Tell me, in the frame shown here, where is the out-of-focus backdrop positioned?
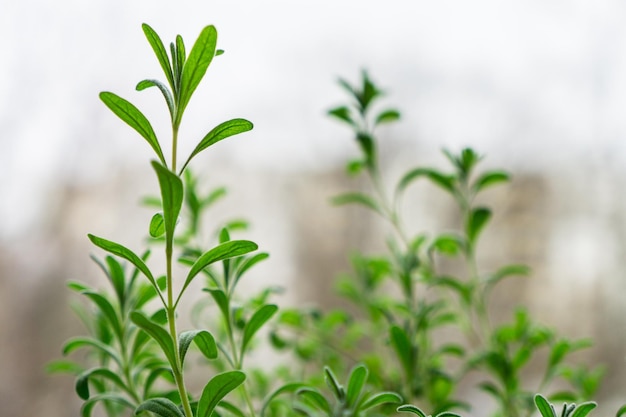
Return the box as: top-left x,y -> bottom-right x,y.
2,1 -> 626,416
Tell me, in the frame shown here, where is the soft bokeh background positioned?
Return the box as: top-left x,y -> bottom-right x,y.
2,1 -> 626,416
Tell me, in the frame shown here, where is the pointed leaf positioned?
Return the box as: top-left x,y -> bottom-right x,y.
241,304 -> 278,355
181,118 -> 253,173
571,402 -> 597,417
63,337 -> 122,368
177,25 -> 218,124
135,397 -> 185,417
130,311 -> 177,369
534,394 -> 557,417
136,79 -> 175,120
260,382 -> 307,417
76,367 -> 129,400
104,256 -> 125,306
179,240 -> 258,304
179,330 -> 218,365
466,207 -> 491,245
361,392 -> 402,411
99,92 -> 165,165
328,106 -> 354,125
390,325 -> 413,374
81,291 -> 122,341
332,192 -> 383,215
151,161 -> 183,243
297,388 -> 331,414
397,404 -> 428,417
142,23 -> 175,90
375,109 -> 400,125
81,393 -> 135,417
346,365 -> 368,407
197,371 -> 246,417
205,288 -> 229,320
473,170 -> 510,192
324,367 -> 345,401
397,168 -> 456,196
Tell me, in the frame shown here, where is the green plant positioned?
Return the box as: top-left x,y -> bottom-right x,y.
534,394 -> 596,417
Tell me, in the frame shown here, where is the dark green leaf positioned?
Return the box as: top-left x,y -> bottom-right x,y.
241,304 -> 279,356
177,25 -> 218,125
63,337 -> 122,368
151,161 -> 184,243
88,234 -> 160,301
235,252 -> 270,284
181,118 -> 253,173
346,365 -> 368,407
130,311 -> 177,369
571,402 -> 597,417
76,367 -> 129,400
197,371 -> 246,417
534,394 -> 557,417
99,92 -> 165,165
149,212 -> 166,238
179,330 -> 218,365
324,367 -> 345,401
205,288 -> 229,321
328,106 -> 354,125
104,256 -> 125,306
466,207 -> 491,245
390,325 -> 413,374
81,291 -> 122,341
135,397 -> 185,417
136,79 -> 175,120
616,405 -> 626,417
142,23 -> 175,90
179,240 -> 258,305
332,192 -> 383,215
81,393 -> 136,417
361,392 -> 402,411
397,404 -> 428,417
375,109 -> 400,125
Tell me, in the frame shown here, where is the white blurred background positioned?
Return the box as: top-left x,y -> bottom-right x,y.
1,1 -> 626,416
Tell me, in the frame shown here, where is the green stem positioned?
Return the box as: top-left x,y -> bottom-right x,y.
172,125 -> 179,173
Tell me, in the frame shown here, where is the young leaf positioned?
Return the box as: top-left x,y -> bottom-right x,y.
75,367 -> 129,400
361,392 -> 402,411
80,393 -> 136,417
104,255 -> 126,306
397,404 -> 428,417
241,304 -> 279,356
136,79 -> 175,121
151,161 -> 183,242
332,192 -> 383,216
178,330 -> 218,365
375,109 -> 400,125
346,365 -> 368,407
62,337 -> 122,368
135,397 -> 185,417
177,25 -> 218,125
571,402 -> 598,417
142,23 -> 175,91
534,394 -> 557,417
178,240 -> 258,305
99,92 -> 165,165
149,212 -> 166,238
297,388 -> 332,414
472,170 -> 509,193
466,207 -> 491,245
130,311 -> 177,369
328,106 -> 354,125
324,367 -> 345,402
181,118 -> 253,173
81,291 -> 123,341
196,371 -> 246,417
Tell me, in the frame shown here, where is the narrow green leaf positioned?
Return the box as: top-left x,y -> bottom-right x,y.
142,23 -> 175,91
328,106 -> 354,125
151,161 -> 183,243
181,118 -> 253,173
76,367 -> 129,400
324,367 -> 345,402
81,291 -> 123,341
332,192 -> 383,215
179,240 -> 258,305
177,25 -> 218,124
571,402 -> 598,417
390,325 -> 413,375
45,359 -> 83,375
135,397 -> 185,417
473,170 -> 509,193
99,92 -> 165,165
397,404 -> 428,417
466,207 -> 491,245
375,109 -> 400,125
346,365 -> 368,407
218,401 -> 248,417
260,382 -> 307,417
396,168 -> 456,198
149,212 -> 166,238
136,79 -> 175,121
178,330 -> 218,365
241,304 -> 279,356
361,392 -> 402,411
81,393 -> 136,417
88,234 -> 162,303
62,337 -> 122,368
104,256 -> 125,306
487,264 -> 530,287
297,388 -> 331,414
235,252 -> 269,284
534,394 -> 557,417
144,367 -> 174,398
175,35 -> 186,79
197,371 -> 246,417
130,311 -> 177,369
205,288 -> 230,321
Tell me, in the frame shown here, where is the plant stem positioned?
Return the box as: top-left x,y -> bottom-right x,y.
172,125 -> 179,173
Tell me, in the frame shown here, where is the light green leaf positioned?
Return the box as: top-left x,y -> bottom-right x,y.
181,118 -> 253,173
135,397 -> 185,417
397,404 -> 428,417
142,23 -> 175,91
332,192 -> 383,215
390,325 -> 413,375
197,371 -> 246,417
178,240 -> 258,305
177,25 -> 218,125
473,170 -> 509,193
81,291 -> 122,341
534,394 -> 557,417
466,207 -> 491,245
178,330 -> 218,365
62,337 -> 122,368
99,92 -> 165,165
571,402 -> 598,417
130,311 -> 177,369
241,304 -> 278,356
375,109 -> 400,125
149,212 -> 166,238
